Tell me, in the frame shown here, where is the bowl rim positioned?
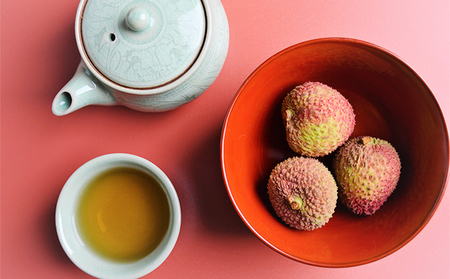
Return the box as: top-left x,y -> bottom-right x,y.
220,37 -> 449,267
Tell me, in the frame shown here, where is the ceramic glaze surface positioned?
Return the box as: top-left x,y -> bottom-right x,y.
55,154 -> 181,279
221,38 -> 449,267
81,0 -> 206,88
52,0 -> 229,115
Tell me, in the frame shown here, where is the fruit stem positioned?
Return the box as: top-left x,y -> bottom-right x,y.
288,196 -> 303,210
361,136 -> 371,145
284,109 -> 294,121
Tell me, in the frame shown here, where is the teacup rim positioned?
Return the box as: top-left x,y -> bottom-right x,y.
55,153 -> 181,279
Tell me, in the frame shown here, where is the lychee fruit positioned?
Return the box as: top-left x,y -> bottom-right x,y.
332,136 -> 401,215
267,156 -> 338,231
281,82 -> 355,157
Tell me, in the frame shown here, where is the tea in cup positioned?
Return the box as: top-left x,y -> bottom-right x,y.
55,153 -> 181,279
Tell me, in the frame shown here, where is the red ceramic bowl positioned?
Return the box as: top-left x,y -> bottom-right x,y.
221,38 -> 449,267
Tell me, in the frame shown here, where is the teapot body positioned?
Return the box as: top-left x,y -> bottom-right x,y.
52,0 -> 229,116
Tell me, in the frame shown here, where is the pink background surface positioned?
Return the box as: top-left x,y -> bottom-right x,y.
1,0 -> 449,278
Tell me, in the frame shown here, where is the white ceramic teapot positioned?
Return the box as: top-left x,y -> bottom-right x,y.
52,0 -> 229,116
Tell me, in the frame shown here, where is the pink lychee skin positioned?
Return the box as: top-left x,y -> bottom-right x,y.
332,136 -> 401,215
281,81 -> 356,157
267,157 -> 338,231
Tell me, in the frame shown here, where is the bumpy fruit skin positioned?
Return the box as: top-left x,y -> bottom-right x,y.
267,157 -> 338,231
332,136 -> 401,215
281,82 -> 355,157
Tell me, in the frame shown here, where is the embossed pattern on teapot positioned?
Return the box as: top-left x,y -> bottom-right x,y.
52,0 -> 229,115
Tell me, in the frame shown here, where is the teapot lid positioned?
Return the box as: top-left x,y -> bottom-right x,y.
80,0 -> 206,89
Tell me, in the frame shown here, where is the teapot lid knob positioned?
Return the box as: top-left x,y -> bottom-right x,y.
126,7 -> 151,32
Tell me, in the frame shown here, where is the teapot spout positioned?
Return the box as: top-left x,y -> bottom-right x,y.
52,62 -> 117,116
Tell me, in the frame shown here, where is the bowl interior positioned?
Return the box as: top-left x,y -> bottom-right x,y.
221,38 -> 448,267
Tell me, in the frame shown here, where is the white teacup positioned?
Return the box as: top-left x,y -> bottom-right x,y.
55,153 -> 181,279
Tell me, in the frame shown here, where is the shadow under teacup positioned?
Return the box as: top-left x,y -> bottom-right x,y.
55,153 -> 181,279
